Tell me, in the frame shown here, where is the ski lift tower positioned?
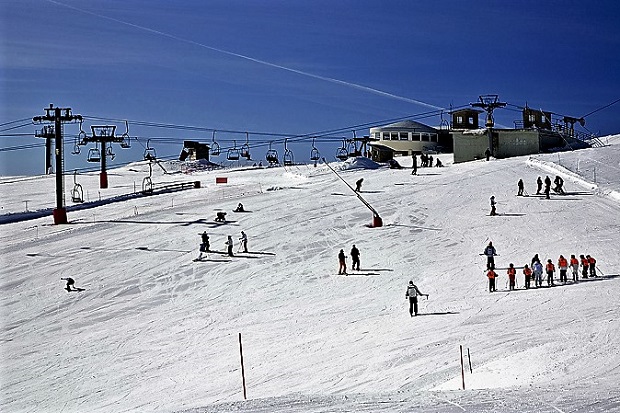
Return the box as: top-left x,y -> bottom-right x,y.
471,94 -> 506,156
33,104 -> 82,225
81,125 -> 124,189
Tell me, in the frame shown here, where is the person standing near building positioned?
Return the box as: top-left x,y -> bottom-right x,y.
536,177 -> 543,195
350,245 -> 361,271
338,249 -> 347,275
523,264 -> 532,289
533,259 -> 544,288
411,154 -> 417,175
487,268 -> 498,292
485,148 -> 491,161
483,241 -> 497,269
558,255 -> 568,283
544,176 -> 552,199
545,259 -> 555,286
405,280 -> 428,316
570,254 -> 579,282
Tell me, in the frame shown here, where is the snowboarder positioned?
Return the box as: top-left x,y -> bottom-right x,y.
225,235 -> 234,257
523,264 -> 532,289
536,177 -> 543,195
350,245 -> 361,271
239,231 -> 248,253
558,255 -> 568,283
532,260 -> 544,288
484,148 -> 491,161
215,211 -> 227,222
405,280 -> 428,316
544,176 -> 552,199
355,178 -> 364,192
483,241 -> 497,270
580,254 -> 589,278
234,203 -> 245,212
507,263 -> 516,290
517,179 -> 524,196
489,196 -> 497,216
587,255 -> 597,277
487,268 -> 498,292
338,249 -> 347,275
545,259 -> 555,286
570,254 -> 579,282
61,277 -> 83,292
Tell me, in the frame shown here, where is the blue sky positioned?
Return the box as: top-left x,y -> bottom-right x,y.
1,0 -> 619,175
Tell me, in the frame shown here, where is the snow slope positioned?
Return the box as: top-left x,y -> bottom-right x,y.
1,136 -> 620,413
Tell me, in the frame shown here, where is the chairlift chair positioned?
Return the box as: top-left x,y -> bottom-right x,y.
227,140 -> 240,161
283,138 -> 294,166
265,142 -> 279,165
210,131 -> 221,156
70,171 -> 84,203
335,140 -> 348,161
310,138 -> 320,162
240,132 -> 251,159
120,121 -> 131,148
347,139 -> 359,157
144,139 -> 156,161
71,137 -> 81,155
87,146 -> 101,163
106,144 -> 115,161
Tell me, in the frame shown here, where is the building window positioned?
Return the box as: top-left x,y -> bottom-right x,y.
431,133 -> 437,142
468,117 -> 474,125
412,133 -> 421,141
399,132 -> 409,140
457,116 -> 463,124
391,132 -> 398,141
421,133 -> 430,142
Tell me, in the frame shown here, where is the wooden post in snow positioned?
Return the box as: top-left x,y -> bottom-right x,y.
460,345 -> 465,390
239,333 -> 247,400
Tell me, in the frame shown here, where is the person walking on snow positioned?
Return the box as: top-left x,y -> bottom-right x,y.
350,245 -> 361,271
533,259 -> 544,288
544,176 -> 552,199
517,179 -> 524,196
545,259 -> 555,286
483,241 -> 497,269
523,264 -> 532,289
558,255 -> 568,283
507,263 -> 517,290
487,268 -> 498,292
405,280 -> 428,316
239,231 -> 248,253
225,236 -> 234,257
570,254 -> 579,282
411,154 -> 417,175
338,249 -> 347,275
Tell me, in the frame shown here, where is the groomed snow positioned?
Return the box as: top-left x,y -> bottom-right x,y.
1,135 -> 620,413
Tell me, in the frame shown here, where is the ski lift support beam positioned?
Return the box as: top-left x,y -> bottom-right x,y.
321,158 -> 383,227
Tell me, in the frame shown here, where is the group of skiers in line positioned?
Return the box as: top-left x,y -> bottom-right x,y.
338,245 -> 361,275
411,153 -> 443,175
197,230 -> 248,260
517,175 -> 565,199
483,242 -> 598,292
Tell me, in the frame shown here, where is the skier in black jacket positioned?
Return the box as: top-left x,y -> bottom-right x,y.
405,281 -> 428,316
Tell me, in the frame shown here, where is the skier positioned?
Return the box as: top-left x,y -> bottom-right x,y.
587,255 -> 597,277
350,245 -> 361,271
487,268 -> 498,292
483,241 -> 497,270
355,178 -> 364,192
536,176 -> 543,195
489,196 -> 497,216
197,231 -> 210,260
532,259 -> 544,288
338,249 -> 347,275
239,231 -> 248,253
405,280 -> 428,316
570,254 -> 579,282
580,254 -> 589,278
507,263 -> 516,290
61,277 -> 82,292
225,235 -> 234,257
553,176 -> 565,194
517,179 -> 524,196
558,255 -> 568,283
485,148 -> 491,161
545,259 -> 555,286
544,176 -> 552,199
523,264 -> 532,289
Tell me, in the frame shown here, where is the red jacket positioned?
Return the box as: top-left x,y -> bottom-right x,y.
546,262 -> 555,272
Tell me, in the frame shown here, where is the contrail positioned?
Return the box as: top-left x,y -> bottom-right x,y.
47,0 -> 444,110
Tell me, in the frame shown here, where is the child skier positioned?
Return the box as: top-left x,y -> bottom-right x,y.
545,259 -> 555,286
532,260 -> 544,288
523,264 -> 532,289
487,268 -> 498,292
570,254 -> 579,282
225,236 -> 234,257
507,263 -> 516,290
